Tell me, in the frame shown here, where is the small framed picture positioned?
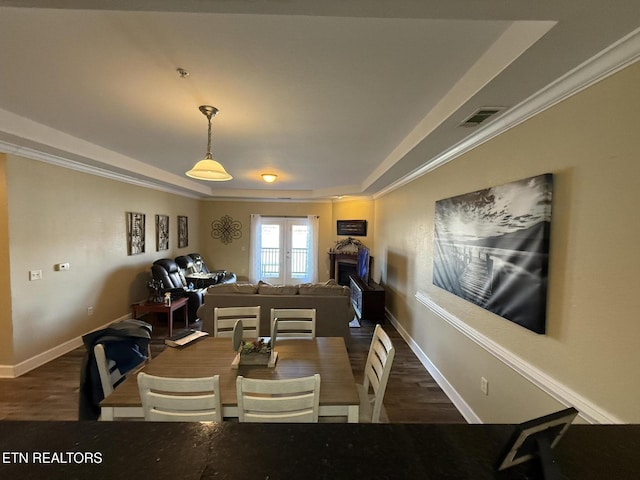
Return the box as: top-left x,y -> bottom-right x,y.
156,214 -> 169,251
127,212 -> 145,255
337,219 -> 367,236
178,215 -> 188,248
496,407 -> 578,474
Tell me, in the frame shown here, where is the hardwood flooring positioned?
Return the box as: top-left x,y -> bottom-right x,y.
0,317 -> 465,423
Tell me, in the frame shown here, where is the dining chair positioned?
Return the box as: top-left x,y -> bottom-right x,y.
137,372 -> 222,422
270,308 -> 316,339
357,324 -> 395,423
214,306 -> 260,339
94,343 -> 125,398
236,374 -> 321,423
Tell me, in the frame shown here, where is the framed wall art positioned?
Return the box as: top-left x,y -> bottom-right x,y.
127,212 -> 145,255
433,173 -> 553,334
156,214 -> 169,251
178,215 -> 188,248
337,219 -> 367,236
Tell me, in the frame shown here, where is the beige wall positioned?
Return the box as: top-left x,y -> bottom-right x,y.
332,198 -> 377,275
199,198 -> 375,282
199,200 -> 334,281
3,156 -> 201,365
0,161 -> 375,370
375,61 -> 640,422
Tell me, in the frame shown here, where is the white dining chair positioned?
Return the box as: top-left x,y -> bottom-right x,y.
236,374 -> 321,423
94,343 -> 125,398
270,308 -> 316,339
137,372 -> 222,422
214,306 -> 260,339
357,324 -> 395,423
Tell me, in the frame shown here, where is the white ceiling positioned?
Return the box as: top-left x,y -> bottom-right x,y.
1,1 -> 639,200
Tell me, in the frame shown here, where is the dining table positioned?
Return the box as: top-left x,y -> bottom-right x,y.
100,336 -> 360,422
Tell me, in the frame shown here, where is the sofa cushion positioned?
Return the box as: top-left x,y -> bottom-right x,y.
207,283 -> 259,294
258,283 -> 299,295
298,279 -> 350,296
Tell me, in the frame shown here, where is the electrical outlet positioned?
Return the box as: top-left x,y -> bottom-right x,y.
480,377 -> 489,396
55,263 -> 70,271
87,306 -> 94,316
29,270 -> 43,281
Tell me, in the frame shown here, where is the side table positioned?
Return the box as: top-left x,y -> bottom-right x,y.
131,296 -> 189,338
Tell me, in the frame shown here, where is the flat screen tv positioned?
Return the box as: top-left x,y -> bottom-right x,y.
357,246 -> 370,284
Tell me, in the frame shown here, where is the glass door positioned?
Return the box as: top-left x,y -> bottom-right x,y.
259,218 -> 311,284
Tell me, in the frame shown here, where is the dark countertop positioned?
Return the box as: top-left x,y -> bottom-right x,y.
1,422 -> 639,479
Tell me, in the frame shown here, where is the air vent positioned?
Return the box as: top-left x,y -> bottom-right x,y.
460,107 -> 505,127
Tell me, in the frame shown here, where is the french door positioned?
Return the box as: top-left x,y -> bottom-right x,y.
259,217 -> 312,285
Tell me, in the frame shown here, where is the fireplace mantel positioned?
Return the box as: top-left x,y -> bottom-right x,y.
329,251 -> 358,283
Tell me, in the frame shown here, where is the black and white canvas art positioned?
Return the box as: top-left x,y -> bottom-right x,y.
433,174 -> 553,334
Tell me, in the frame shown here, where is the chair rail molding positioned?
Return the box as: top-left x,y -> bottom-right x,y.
415,292 -> 623,425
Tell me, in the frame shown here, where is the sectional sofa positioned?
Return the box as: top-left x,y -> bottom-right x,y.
197,280 -> 354,341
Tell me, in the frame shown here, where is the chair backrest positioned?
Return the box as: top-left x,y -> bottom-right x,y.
270,308 -> 316,339
151,258 -> 187,289
94,343 -> 125,398
362,324 -> 395,423
175,255 -> 197,276
137,372 -> 222,422
188,253 -> 211,274
214,306 -> 260,339
236,374 -> 321,423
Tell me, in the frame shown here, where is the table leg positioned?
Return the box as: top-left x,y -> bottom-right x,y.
183,302 -> 189,329
168,310 -> 173,338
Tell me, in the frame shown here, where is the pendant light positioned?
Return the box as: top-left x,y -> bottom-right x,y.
186,105 -> 232,181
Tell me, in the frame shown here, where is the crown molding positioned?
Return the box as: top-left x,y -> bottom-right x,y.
374,26 -> 640,199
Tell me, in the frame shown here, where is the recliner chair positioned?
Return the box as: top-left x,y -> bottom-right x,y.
151,258 -> 206,324
175,255 -> 225,288
188,253 -> 237,285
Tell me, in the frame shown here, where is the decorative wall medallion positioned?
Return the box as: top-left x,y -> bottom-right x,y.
212,215 -> 242,244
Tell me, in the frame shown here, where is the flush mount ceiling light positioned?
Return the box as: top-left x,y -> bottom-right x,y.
185,105 -> 232,181
261,173 -> 278,183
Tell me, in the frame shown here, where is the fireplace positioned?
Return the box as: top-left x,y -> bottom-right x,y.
336,261 -> 357,286
329,252 -> 358,286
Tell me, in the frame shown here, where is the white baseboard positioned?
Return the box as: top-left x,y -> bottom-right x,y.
414,292 -> 623,424
384,309 -> 480,424
0,315 -> 131,378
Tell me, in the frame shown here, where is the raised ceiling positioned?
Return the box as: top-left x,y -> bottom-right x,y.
1,1 -> 639,200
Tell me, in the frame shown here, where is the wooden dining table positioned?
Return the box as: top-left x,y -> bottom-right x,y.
100,336 -> 360,422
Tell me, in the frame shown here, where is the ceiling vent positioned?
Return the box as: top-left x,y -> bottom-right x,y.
460,107 -> 505,127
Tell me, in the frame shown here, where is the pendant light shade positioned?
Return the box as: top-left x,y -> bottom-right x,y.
185,105 -> 232,181
186,158 -> 232,180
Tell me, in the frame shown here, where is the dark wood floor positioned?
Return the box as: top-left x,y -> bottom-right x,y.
0,317 -> 465,423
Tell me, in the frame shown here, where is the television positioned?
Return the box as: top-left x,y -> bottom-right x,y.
357,246 -> 371,284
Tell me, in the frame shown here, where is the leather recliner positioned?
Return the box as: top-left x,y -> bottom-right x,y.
175,255 -> 222,288
151,258 -> 206,324
187,253 -> 237,285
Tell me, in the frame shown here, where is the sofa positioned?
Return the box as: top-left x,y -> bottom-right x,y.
197,280 -> 354,342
